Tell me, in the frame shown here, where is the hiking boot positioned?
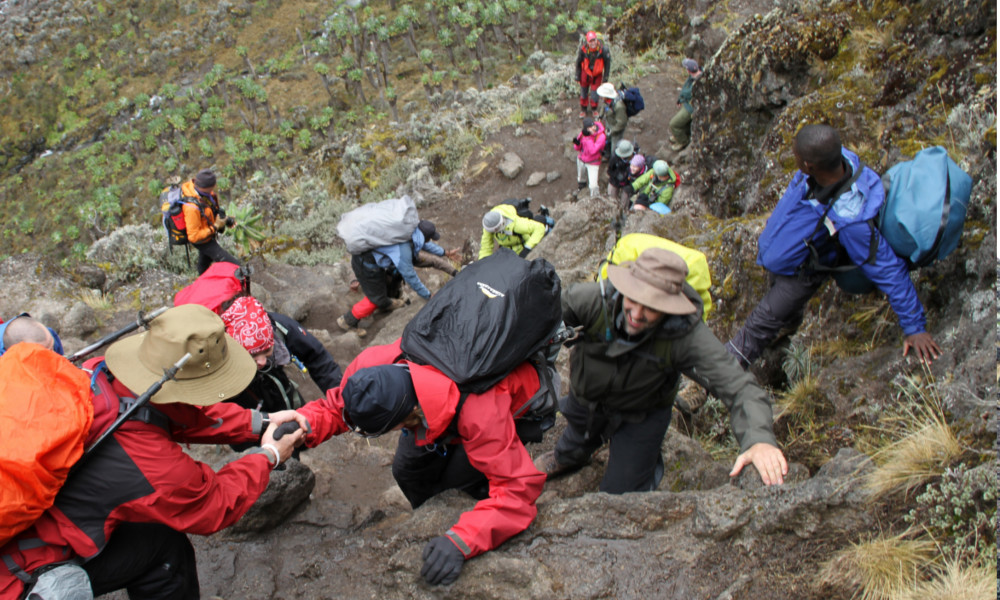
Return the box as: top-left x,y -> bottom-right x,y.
336,316 -> 366,338
577,180 -> 587,190
533,450 -> 583,480
579,109 -> 586,118
385,297 -> 406,311
592,109 -> 600,119
671,142 -> 688,151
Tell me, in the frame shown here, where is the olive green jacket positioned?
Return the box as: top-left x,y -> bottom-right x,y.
561,280 -> 777,451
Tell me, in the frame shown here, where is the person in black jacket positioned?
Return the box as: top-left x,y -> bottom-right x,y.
606,139 -> 638,210
220,295 -> 343,413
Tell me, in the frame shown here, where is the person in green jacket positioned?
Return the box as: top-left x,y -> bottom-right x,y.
534,248 -> 787,492
479,204 -> 548,260
631,159 -> 678,211
669,58 -> 702,151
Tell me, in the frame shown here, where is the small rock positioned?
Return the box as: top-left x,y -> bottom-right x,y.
498,152 -> 524,179
75,265 -> 106,290
226,459 -> 316,535
396,145 -> 407,153
546,171 -> 562,183
525,172 -> 546,187
60,301 -> 98,338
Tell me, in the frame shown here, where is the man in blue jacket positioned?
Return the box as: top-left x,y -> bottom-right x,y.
727,124 -> 941,368
338,220 -> 442,337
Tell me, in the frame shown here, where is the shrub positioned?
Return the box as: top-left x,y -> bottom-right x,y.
903,463 -> 996,563
86,223 -> 166,282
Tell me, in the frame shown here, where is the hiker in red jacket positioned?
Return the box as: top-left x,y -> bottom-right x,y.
575,31 -> 611,118
279,338 -> 546,586
0,305 -> 306,600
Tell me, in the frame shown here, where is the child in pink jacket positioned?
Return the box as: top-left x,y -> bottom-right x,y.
573,118 -> 606,197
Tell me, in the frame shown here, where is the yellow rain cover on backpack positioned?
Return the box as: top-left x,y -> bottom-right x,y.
598,233 -> 713,321
0,343 -> 93,545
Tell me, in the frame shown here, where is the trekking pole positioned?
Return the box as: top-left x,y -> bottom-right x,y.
79,352 -> 192,463
67,307 -> 169,363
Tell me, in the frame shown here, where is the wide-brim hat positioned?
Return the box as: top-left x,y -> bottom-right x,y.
615,140 -> 635,158
596,82 -> 617,99
105,304 -> 255,406
607,248 -> 697,315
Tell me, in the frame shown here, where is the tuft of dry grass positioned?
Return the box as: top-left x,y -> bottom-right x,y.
863,409 -> 962,500
77,289 -> 114,311
862,373 -> 962,501
893,558 -> 997,600
819,533 -> 937,600
775,373 -> 823,420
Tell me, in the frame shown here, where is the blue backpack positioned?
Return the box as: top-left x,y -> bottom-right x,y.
879,146 -> 973,269
621,87 -> 645,117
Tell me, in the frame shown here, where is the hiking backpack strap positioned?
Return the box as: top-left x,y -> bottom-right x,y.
915,169 -> 952,269
802,162 -> 875,273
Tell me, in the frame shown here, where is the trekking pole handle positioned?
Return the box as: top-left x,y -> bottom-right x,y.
81,352 -> 192,460
67,307 -> 169,363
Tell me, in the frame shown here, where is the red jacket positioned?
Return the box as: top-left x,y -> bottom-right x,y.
0,364 -> 270,600
298,338 -> 544,559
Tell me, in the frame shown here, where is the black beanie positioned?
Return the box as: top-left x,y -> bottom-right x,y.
342,364 -> 418,436
418,220 -> 440,241
194,169 -> 217,189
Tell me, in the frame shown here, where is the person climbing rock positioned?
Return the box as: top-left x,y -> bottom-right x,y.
669,58 -> 702,151
573,118 -> 606,198
726,124 -> 942,369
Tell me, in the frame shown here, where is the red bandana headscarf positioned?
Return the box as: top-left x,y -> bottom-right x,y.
221,296 -> 274,355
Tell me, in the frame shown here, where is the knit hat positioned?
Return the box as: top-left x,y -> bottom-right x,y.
682,58 -> 700,73
615,140 -> 634,159
417,220 -> 440,241
630,154 -> 646,169
482,211 -> 505,233
607,248 -> 696,315
653,160 -> 671,177
596,82 -> 617,99
104,304 -> 255,406
220,296 -> 274,355
582,117 -> 595,131
342,364 -> 418,437
193,169 -> 216,189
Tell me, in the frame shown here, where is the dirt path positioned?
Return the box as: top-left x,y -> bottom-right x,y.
421,67 -> 685,250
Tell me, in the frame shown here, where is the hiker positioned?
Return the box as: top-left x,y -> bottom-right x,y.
0,304 -> 307,599
534,248 -> 788,492
412,220 -> 461,277
606,140 -> 638,210
631,159 -> 678,212
180,169 -> 242,274
726,124 -> 942,368
573,118 -> 606,198
575,31 -> 611,118
479,204 -> 548,260
0,313 -> 62,356
218,295 -> 344,413
669,58 -> 702,151
338,221 -> 441,337
272,337 -> 547,586
597,82 -> 628,161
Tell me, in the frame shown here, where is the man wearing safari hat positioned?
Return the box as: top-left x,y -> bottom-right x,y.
0,304 -> 307,600
271,336 -> 549,586
534,247 -> 787,492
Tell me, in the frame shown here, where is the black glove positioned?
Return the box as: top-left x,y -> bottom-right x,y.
225,216 -> 236,228
635,192 -> 650,208
518,247 -> 531,258
421,536 -> 464,585
573,135 -> 581,145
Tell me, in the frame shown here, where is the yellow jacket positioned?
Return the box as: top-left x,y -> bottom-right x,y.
479,204 -> 547,259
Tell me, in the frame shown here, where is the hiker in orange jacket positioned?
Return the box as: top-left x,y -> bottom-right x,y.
575,31 -> 611,118
181,169 -> 242,274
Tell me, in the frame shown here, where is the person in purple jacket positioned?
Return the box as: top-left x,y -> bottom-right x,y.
727,124 -> 942,368
573,118 -> 606,198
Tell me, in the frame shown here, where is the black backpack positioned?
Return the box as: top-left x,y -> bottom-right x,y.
401,248 -> 564,443
620,86 -> 645,117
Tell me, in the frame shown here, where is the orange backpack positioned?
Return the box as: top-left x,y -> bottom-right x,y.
0,344 -> 93,546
